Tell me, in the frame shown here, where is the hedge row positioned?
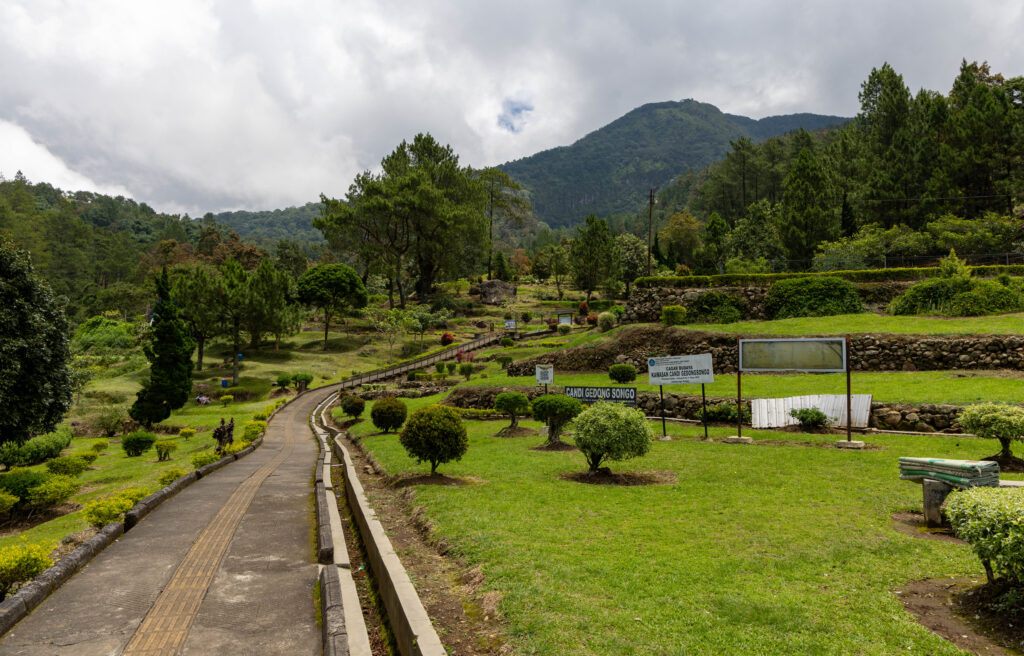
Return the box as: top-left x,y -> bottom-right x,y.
634,264 -> 1024,289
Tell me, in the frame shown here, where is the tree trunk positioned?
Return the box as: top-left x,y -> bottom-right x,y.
323,311 -> 331,351
510,414 -> 518,429
232,320 -> 241,386
387,276 -> 395,310
1001,437 -> 1013,459
196,336 -> 205,371
431,460 -> 438,475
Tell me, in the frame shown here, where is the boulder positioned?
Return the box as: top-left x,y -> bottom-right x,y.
469,280 -> 517,305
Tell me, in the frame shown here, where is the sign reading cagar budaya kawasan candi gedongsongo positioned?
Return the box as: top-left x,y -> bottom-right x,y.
647,354 -> 714,385
564,386 -> 636,405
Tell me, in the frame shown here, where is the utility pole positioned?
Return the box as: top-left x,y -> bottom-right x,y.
646,188 -> 656,276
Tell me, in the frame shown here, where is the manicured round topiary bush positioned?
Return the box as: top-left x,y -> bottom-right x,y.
219,395 -> 234,407
122,431 -> 157,457
399,405 -> 468,474
458,363 -> 474,381
597,312 -> 615,332
340,395 -> 366,419
435,362 -> 447,375
959,403 -> 1024,466
660,305 -> 686,326
531,394 -> 583,446
520,310 -> 533,324
557,323 -> 572,336
500,337 -> 514,347
573,402 -> 653,472
446,362 -> 457,375
371,397 -> 408,433
154,440 -> 178,462
494,392 -> 531,431
946,486 -> 1024,584
292,372 -> 313,390
764,276 -> 862,319
178,428 -> 196,441
275,373 -> 292,389
608,363 -> 637,384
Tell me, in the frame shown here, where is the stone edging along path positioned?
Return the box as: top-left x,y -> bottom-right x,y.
0,399 -> 287,638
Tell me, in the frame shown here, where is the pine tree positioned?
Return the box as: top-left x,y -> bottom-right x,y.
129,268 -> 195,427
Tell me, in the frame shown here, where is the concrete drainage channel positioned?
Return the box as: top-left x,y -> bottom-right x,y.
310,393 -> 446,656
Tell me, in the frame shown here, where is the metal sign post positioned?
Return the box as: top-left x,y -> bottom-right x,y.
647,354 -> 714,440
536,364 -> 553,395
701,383 -> 708,439
659,385 -> 666,438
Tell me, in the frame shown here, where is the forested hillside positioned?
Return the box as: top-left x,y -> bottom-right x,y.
499,100 -> 847,226
642,61 -> 1024,275
209,202 -> 324,246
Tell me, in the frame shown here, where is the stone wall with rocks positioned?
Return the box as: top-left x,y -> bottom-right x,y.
444,385 -> 967,433
506,325 -> 1024,376
622,281 -> 914,323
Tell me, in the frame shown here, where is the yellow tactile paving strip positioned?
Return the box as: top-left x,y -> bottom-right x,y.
120,419 -> 297,656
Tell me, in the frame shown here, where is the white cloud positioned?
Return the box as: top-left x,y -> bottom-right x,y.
0,0 -> 1021,215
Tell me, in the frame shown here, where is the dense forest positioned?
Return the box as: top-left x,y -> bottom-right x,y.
500,100 -> 847,226
209,202 -> 325,247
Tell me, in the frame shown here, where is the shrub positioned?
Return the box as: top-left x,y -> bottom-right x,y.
83,494 -> 135,528
0,427 -> 73,468
26,475 -> 79,509
459,363 -> 474,381
79,453 -> 97,465
440,332 -> 455,346
158,468 -> 186,486
275,373 -> 292,390
91,440 -> 109,453
94,406 -> 127,437
959,403 -> 1024,460
494,392 -> 531,430
340,395 -> 366,419
45,455 -> 89,477
686,291 -> 747,324
947,279 -> 1024,316
0,540 -> 52,600
242,420 -> 267,443
764,276 -> 862,319
789,408 -> 831,429
495,355 -> 513,369
531,394 -> 583,445
191,451 -> 221,469
499,337 -> 514,347
660,305 -> 687,326
697,402 -> 751,424
122,431 -> 157,457
292,372 -> 314,390
371,397 -> 408,433
578,301 -> 590,316
154,440 -> 177,461
597,312 -> 615,332
609,305 -> 625,320
222,386 -> 251,401
573,402 -> 653,472
446,362 -> 457,375
219,395 -> 234,406
557,323 -> 572,336
0,469 -> 49,505
608,363 -> 637,384
399,405 -> 468,474
178,428 -> 196,441
520,310 -> 533,323
947,487 -> 1024,584
548,322 -> 558,332
435,362 -> 446,375
0,492 -> 17,516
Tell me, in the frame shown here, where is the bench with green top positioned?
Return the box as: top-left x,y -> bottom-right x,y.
898,457 -> 1000,526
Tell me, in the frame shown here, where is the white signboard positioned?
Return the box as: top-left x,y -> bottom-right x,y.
504,320 -> 516,330
648,354 -> 714,385
557,315 -> 573,325
536,364 -> 554,385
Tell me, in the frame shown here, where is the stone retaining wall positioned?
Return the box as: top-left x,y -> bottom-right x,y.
445,386 -> 966,433
505,326 -> 1024,375
622,281 -> 914,322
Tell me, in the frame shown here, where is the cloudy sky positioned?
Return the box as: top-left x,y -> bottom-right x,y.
1,0 -> 1021,216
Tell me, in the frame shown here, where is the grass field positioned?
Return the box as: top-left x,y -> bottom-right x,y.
352,395 -> 996,655
686,312 -> 1024,336
455,369 -> 1024,406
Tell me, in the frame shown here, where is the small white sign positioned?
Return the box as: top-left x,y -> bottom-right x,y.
536,364 -> 554,385
505,320 -> 516,330
557,315 -> 573,325
648,354 -> 714,385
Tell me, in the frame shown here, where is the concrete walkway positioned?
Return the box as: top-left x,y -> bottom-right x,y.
0,386 -> 334,656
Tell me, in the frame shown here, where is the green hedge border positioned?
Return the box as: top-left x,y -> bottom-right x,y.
634,265 -> 1024,289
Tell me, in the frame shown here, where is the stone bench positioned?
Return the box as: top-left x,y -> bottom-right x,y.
898,457 -> 999,526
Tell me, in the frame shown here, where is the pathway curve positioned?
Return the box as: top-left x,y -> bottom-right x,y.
0,385 -> 334,656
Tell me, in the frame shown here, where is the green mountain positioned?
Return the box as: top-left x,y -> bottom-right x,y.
209,202 -> 324,246
499,99 -> 849,227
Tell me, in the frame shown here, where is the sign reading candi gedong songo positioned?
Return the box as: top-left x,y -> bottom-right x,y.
739,338 -> 846,372
564,386 -> 636,405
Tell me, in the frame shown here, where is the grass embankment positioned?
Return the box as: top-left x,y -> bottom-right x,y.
351,394 -> 996,655
686,312 -> 1024,336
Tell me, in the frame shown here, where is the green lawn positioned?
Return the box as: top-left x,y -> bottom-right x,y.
353,395 -> 994,655
685,312 -> 1024,336
459,369 -> 1024,406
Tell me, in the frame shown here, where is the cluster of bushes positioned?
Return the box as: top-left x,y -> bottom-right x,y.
274,372 -> 313,390
696,402 -> 751,424
253,397 -> 287,421
82,487 -> 149,529
0,427 -> 73,469
0,467 -> 81,517
887,255 -> 1024,316
763,277 -> 863,319
70,315 -> 138,352
686,291 -> 747,324
634,263 -> 1024,289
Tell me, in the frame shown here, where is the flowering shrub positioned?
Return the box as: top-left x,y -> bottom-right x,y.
441,332 -> 455,346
